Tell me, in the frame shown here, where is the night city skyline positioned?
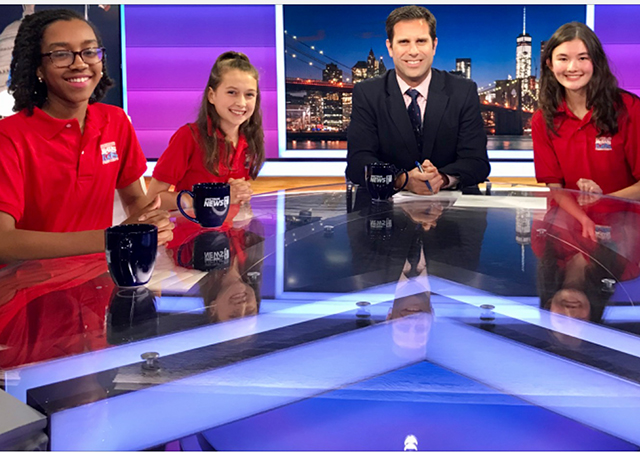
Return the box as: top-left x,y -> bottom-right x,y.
284,5 -> 586,90
284,5 -> 586,147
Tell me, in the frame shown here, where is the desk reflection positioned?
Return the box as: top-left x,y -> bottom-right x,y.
534,195 -> 640,328
166,215 -> 265,324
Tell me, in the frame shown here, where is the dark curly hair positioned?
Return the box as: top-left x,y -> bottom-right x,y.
193,51 -> 265,179
539,22 -> 624,137
8,8 -> 114,115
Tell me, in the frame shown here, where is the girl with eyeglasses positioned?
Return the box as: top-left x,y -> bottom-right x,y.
0,8 -> 173,264
147,51 -> 265,210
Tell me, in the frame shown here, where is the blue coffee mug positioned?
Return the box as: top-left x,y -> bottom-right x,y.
364,162 -> 408,202
105,224 -> 158,287
177,183 -> 231,228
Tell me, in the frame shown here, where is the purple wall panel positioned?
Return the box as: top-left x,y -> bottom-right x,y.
595,5 -> 640,44
602,44 -> 640,89
595,5 -> 640,93
126,47 -> 278,90
136,130 -> 279,162
128,90 -> 278,130
125,5 -> 278,160
126,6 -> 275,47
128,91 -> 201,129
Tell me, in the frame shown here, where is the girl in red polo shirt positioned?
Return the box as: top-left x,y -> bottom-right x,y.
148,52 -> 265,209
533,22 -> 640,200
0,9 -> 173,264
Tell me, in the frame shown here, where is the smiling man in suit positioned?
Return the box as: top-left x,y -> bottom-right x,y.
346,5 -> 490,195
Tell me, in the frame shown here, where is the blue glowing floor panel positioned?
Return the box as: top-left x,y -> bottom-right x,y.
195,361 -> 637,451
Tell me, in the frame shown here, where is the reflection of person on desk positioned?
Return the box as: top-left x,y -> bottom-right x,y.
533,201 -> 640,324
0,255 -> 113,368
345,5 -> 490,195
345,188 -> 487,290
388,246 -> 434,353
168,215 -> 265,323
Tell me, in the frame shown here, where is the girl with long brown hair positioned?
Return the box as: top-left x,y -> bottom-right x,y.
533,22 -> 640,200
148,51 -> 265,209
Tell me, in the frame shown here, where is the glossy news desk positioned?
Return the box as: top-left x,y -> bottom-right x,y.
1,183 -> 640,450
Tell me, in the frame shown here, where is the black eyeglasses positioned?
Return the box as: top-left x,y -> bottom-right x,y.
41,47 -> 105,68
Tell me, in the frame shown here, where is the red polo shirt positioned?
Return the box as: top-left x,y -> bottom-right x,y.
532,93 -> 640,194
0,103 -> 147,232
152,123 -> 250,192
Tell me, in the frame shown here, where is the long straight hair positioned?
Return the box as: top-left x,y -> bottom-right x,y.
193,51 -> 265,179
539,22 -> 624,136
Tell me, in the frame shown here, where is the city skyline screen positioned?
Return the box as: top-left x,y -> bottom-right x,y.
283,4 -> 586,154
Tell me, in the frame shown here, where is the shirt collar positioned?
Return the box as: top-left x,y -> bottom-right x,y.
215,128 -> 248,151
27,103 -> 108,140
396,70 -> 432,101
557,99 -> 593,123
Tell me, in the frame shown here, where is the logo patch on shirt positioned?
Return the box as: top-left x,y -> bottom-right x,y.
595,136 -> 612,151
101,142 -> 119,164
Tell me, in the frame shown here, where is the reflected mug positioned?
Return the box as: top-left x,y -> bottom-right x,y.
177,183 -> 230,228
366,203 -> 394,239
105,224 -> 158,287
364,162 -> 408,202
107,286 -> 158,344
177,230 -> 231,271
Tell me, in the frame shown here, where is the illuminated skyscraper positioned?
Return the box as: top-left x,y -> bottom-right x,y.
516,7 -> 532,79
351,61 -> 368,83
323,63 -> 343,83
367,49 -> 378,78
379,56 -> 387,75
456,58 -> 471,79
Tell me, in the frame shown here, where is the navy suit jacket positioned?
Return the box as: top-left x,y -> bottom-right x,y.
346,68 -> 490,188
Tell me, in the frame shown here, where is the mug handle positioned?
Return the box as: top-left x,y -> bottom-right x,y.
176,243 -> 192,268
176,190 -> 199,224
393,168 -> 409,194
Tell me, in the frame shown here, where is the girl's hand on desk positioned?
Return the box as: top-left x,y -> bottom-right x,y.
123,195 -> 175,246
577,178 -> 602,194
229,178 -> 253,205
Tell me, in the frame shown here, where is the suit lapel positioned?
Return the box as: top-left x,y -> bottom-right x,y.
385,71 -> 420,160
422,69 -> 448,161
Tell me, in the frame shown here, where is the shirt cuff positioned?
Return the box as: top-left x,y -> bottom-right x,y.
441,173 -> 459,189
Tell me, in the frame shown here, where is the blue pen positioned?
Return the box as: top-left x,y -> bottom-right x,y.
414,161 -> 433,192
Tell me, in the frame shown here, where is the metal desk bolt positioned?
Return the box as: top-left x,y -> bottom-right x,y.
601,278 -> 616,293
356,301 -> 371,318
141,352 -> 160,371
479,304 -> 495,321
